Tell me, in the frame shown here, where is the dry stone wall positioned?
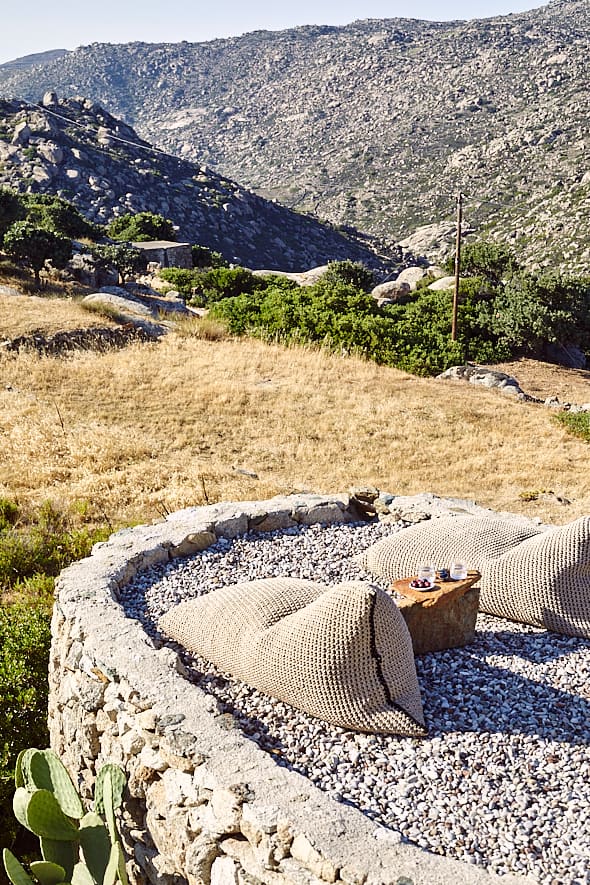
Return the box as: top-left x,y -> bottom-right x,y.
50,493 -> 531,885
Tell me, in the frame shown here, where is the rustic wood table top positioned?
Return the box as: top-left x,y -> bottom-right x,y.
390,571 -> 481,609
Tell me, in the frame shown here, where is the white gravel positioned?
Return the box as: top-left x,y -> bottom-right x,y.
119,521 -> 590,885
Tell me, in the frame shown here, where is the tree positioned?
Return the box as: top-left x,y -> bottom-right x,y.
22,194 -> 99,240
107,211 -> 177,242
91,243 -> 147,283
323,260 -> 375,292
444,240 -> 518,287
2,221 -> 72,286
0,189 -> 25,239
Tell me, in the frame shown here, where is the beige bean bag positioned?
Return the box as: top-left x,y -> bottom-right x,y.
355,515 -> 542,581
159,577 -> 426,736
356,514 -> 590,639
479,516 -> 590,638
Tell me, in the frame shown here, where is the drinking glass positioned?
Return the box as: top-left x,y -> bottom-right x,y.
417,563 -> 436,583
450,561 -> 468,580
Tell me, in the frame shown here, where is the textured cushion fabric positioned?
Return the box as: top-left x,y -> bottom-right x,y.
480,516 -> 590,638
355,515 -> 543,582
158,577 -> 426,736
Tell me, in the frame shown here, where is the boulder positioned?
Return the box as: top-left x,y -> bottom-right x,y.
395,266 -> 428,289
11,121 -> 31,145
428,276 -> 456,291
251,266 -> 329,286
438,365 -> 525,397
37,142 -> 64,165
370,280 -> 411,302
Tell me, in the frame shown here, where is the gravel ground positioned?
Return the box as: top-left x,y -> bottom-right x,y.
119,521 -> 590,885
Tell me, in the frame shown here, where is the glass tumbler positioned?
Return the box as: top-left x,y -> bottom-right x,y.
417,563 -> 436,583
450,561 -> 468,580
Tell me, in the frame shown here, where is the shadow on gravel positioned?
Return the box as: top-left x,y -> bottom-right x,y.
416,627 -> 590,745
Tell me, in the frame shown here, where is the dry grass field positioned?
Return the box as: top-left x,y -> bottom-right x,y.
0,292 -> 115,338
1,292 -> 589,530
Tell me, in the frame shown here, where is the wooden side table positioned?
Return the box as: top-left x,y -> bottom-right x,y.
390,571 -> 481,655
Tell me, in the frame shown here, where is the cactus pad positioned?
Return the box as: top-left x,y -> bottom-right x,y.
2,849 -> 35,885
25,790 -> 79,841
28,751 -> 84,820
94,765 -> 126,816
29,861 -> 66,885
79,813 -> 110,884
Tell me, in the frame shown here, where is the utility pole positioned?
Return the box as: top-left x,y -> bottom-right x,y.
451,192 -> 463,341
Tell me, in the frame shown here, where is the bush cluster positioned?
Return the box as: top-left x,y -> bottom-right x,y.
0,187 -> 232,288
0,605 -> 51,855
203,253 -> 590,376
0,499 -> 110,859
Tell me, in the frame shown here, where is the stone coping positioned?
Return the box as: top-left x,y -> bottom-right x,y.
51,492 -> 534,885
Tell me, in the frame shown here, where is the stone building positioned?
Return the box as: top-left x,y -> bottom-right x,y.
131,240 -> 193,269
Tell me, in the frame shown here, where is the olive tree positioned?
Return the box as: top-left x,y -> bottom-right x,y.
2,221 -> 72,287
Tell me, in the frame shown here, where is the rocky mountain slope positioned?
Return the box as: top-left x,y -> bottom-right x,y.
1,0 -> 588,272
0,96 -> 399,272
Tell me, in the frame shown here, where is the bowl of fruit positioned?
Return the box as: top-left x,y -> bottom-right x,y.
409,578 -> 435,591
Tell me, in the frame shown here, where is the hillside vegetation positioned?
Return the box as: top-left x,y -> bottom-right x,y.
1,0 -> 588,270
0,97 -> 398,273
1,291 -> 589,531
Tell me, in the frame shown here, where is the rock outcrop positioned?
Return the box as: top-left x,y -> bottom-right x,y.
0,98 -> 402,274
2,0 -> 588,271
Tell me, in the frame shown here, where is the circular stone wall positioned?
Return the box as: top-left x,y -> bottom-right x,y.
50,493 -> 530,885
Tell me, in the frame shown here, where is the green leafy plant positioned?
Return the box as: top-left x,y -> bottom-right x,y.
2,749 -> 128,885
554,411 -> 590,443
158,267 -> 199,297
323,260 -> 375,292
0,501 -> 108,595
2,223 -> 72,287
90,244 -> 147,284
21,195 -> 99,241
0,189 -> 26,239
107,212 -> 176,243
190,266 -> 263,304
444,240 -> 519,286
0,610 -> 51,857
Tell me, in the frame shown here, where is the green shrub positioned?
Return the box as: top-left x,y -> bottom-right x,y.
0,501 -> 110,866
107,211 -> 176,242
0,501 -> 104,593
90,243 -> 147,283
481,273 -> 590,357
554,411 -> 590,442
323,260 -> 375,292
158,267 -> 199,297
2,222 -> 72,287
0,605 -> 51,854
191,244 -> 228,268
0,500 -> 110,598
21,194 -> 99,240
0,189 -> 25,239
443,240 -> 519,286
190,266 -> 263,303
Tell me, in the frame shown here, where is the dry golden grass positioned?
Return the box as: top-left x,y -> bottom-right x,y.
482,358 -> 590,405
0,292 -> 115,339
1,310 -> 589,529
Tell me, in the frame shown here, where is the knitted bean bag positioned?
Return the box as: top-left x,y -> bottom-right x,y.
355,515 -> 542,582
479,516 -> 590,638
158,577 -> 426,736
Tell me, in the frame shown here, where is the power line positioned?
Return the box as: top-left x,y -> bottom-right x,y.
10,93 -> 201,168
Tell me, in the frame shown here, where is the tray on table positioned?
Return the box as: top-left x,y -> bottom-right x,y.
390,571 -> 481,609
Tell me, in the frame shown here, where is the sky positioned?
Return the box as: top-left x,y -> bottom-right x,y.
1,0 -> 546,65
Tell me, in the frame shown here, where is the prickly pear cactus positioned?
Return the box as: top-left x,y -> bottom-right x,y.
3,749 -> 127,885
